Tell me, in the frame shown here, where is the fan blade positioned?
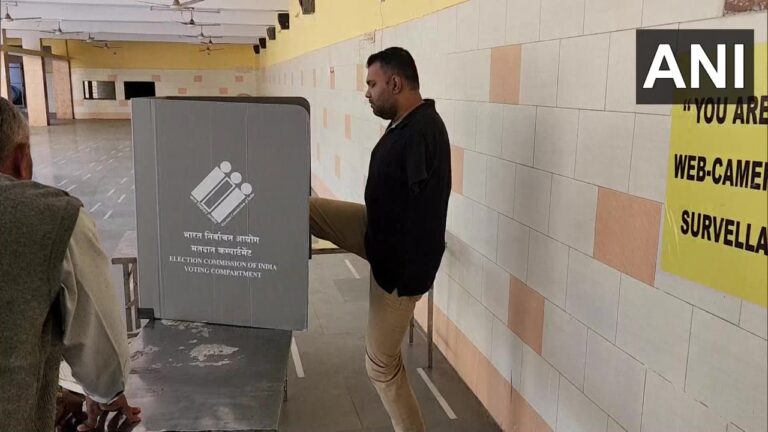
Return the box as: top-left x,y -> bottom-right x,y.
14,17 -> 42,21
110,46 -> 122,49
138,0 -> 168,6
189,7 -> 220,13
181,0 -> 204,6
149,6 -> 173,11
197,22 -> 220,26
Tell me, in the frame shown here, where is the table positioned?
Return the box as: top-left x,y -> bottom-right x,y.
125,320 -> 291,432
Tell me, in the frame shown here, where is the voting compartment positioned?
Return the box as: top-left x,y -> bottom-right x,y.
131,97 -> 310,330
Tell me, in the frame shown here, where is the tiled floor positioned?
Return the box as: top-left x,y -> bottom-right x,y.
31,119 -> 500,432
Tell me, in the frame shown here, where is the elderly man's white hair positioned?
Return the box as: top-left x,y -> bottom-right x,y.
0,97 -> 29,165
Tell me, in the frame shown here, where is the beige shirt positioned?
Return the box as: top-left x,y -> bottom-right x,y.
58,207 -> 129,403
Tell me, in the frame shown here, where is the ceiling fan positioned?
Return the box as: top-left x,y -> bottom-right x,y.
183,26 -> 222,41
176,10 -> 219,27
140,0 -> 219,13
41,21 -> 80,36
200,36 -> 216,46
1,1 -> 41,22
83,33 -> 103,43
199,44 -> 223,55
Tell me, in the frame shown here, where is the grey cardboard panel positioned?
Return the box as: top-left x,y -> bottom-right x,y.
132,97 -> 309,330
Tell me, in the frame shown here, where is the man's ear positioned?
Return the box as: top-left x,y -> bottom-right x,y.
15,143 -> 33,181
391,75 -> 404,94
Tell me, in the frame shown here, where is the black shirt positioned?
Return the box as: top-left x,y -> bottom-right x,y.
364,99 -> 451,297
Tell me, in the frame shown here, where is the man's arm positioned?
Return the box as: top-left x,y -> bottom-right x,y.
60,207 -> 129,404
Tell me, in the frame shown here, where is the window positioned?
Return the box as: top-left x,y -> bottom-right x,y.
83,80 -> 116,100
124,81 -> 156,100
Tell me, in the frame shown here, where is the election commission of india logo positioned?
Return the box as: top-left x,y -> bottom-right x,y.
190,161 -> 254,226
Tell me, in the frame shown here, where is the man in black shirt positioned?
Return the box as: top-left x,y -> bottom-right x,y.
310,47 -> 451,432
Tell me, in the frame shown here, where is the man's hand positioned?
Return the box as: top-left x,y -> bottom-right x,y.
55,388 -> 87,432
76,395 -> 141,432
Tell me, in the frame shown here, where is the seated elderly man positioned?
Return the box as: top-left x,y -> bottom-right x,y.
0,97 -> 140,431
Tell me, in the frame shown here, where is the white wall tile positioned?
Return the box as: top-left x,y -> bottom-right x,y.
548,175 -> 598,255
584,0 -> 642,34
520,40 -> 560,107
455,237 -> 485,300
506,0 -> 541,44
491,315 -> 525,388
467,200 -> 500,261
608,417 -> 627,432
557,376 -> 609,432
454,101 -> 478,150
543,301 -> 588,389
497,215 -> 530,282
501,104 -> 537,165
476,103 -> 504,157
437,6 -> 459,54
533,107 -> 579,177
679,11 -> 767,43
458,288 -> 495,358
628,114 -> 671,203
456,0 -> 480,52
557,34 -> 610,110
436,99 -> 457,141
465,49 -> 492,102
486,156 -> 516,218
642,371 -> 729,432
567,249 -> 621,342
687,310 -> 768,432
527,231 -> 569,308
584,332 -> 646,432
655,267 -> 742,324
479,0 -> 508,49
740,301 -> 767,340
616,275 -> 693,387
522,343 -> 561,429
727,423 -> 745,432
575,110 -> 635,192
463,150 -> 487,204
642,0 -> 724,27
605,28 -> 675,115
540,0 -> 585,40
482,258 -> 511,323
513,165 -> 552,233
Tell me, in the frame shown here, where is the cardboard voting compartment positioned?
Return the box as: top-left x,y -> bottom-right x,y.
131,97 -> 310,330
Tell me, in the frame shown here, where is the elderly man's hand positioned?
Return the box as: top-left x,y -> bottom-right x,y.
76,395 -> 141,432
55,388 -> 87,432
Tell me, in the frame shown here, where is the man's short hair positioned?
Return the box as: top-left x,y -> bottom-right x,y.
0,97 -> 28,165
366,47 -> 420,90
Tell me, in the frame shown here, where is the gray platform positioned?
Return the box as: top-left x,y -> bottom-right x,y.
126,320 -> 291,432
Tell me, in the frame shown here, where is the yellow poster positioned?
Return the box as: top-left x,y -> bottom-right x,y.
662,43 -> 768,307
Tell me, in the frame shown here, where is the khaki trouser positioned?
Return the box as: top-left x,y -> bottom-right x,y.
310,197 -> 426,432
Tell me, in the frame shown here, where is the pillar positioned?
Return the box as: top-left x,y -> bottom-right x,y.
0,30 -> 11,100
52,60 -> 73,120
21,37 -> 48,127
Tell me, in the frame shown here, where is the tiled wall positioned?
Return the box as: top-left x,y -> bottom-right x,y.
256,2 -> 768,431
70,68 -> 258,119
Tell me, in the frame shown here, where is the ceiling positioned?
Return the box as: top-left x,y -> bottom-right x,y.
0,0 -> 290,45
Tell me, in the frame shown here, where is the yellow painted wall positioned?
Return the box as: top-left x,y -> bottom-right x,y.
260,0 -> 468,67
45,39 -> 257,70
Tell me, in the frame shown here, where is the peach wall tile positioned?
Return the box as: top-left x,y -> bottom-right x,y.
193,75 -> 203,82
107,74 -> 117,81
334,154 -> 341,179
177,87 -> 188,95
330,67 -> 336,89
508,386 -> 554,432
151,74 -> 161,82
73,99 -> 84,107
311,173 -> 336,199
323,108 -> 328,129
219,87 -> 229,95
235,75 -> 244,83
594,188 -> 661,286
344,114 -> 352,140
489,45 -> 521,104
451,145 -> 465,195
475,353 -> 513,428
454,326 -> 480,391
357,64 -> 367,92
76,112 -> 131,120
508,276 -> 545,354
52,61 -> 73,120
118,100 -> 129,107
